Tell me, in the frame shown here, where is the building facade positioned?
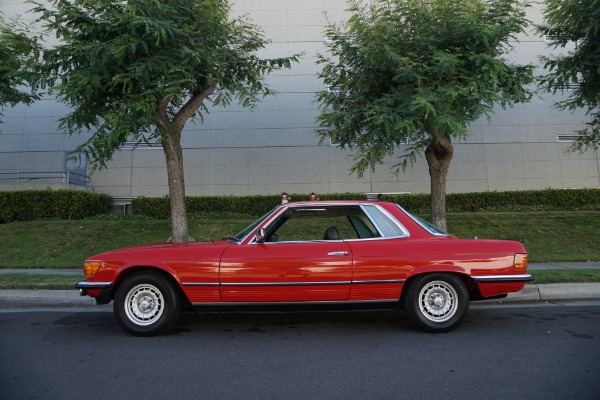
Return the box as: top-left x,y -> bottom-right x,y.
1,0 -> 599,200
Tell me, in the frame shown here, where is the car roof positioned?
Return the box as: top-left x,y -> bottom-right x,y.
283,200 -> 387,207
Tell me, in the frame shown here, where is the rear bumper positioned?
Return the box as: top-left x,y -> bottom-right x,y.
471,274 -> 534,283
472,274 -> 534,298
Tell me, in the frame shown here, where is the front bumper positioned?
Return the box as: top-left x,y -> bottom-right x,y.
75,281 -> 113,304
75,281 -> 113,291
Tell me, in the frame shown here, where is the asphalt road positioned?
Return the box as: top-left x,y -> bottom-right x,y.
1,302 -> 599,400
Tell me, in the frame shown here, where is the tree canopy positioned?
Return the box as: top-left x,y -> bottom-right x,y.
31,0 -> 297,165
538,0 -> 600,152
316,0 -> 534,229
29,0 -> 299,241
0,13 -> 40,124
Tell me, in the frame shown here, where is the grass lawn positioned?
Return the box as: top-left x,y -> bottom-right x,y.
0,274 -> 84,290
446,212 -> 600,263
527,269 -> 600,284
0,218 -> 255,268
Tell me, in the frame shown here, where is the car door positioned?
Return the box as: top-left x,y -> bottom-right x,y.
347,239 -> 412,301
219,240 -> 353,302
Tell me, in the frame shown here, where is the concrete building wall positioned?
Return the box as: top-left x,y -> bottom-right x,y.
1,0 -> 599,198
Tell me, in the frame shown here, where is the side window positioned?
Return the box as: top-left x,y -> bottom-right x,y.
262,205 -> 405,242
362,205 -> 407,237
272,214 -> 358,242
347,215 -> 379,239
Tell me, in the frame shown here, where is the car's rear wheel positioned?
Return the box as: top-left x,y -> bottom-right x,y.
113,272 -> 181,336
403,273 -> 468,333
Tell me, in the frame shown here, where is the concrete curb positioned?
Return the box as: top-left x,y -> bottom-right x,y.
481,283 -> 600,303
1,283 -> 599,308
0,290 -> 98,307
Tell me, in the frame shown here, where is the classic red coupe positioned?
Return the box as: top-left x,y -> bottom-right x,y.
76,200 -> 533,336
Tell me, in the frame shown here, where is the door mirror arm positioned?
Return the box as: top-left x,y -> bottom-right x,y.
255,228 -> 266,243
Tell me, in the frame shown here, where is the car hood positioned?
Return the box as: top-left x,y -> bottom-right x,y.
86,240 -> 233,262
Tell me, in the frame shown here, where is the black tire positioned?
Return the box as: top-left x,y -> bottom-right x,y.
403,273 -> 469,333
113,271 -> 181,336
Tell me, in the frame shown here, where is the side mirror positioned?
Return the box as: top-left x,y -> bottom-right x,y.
255,228 -> 266,243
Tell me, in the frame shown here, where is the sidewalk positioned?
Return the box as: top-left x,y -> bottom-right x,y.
0,263 -> 599,307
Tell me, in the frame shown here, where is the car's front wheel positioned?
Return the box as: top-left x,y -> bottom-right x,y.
403,273 -> 469,333
113,272 -> 181,336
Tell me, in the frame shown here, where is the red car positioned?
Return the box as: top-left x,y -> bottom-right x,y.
76,201 -> 533,336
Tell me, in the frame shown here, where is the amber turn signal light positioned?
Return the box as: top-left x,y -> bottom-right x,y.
84,261 -> 102,278
514,254 -> 528,269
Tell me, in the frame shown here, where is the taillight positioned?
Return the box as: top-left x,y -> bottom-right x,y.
84,260 -> 102,278
514,254 -> 528,270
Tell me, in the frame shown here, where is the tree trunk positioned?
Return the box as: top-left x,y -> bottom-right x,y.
163,128 -> 190,242
425,133 -> 453,232
156,83 -> 215,243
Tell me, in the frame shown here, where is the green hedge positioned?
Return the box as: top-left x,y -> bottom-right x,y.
4,189 -> 596,222
132,192 -> 369,218
132,188 -> 600,218
0,190 -> 112,222
381,188 -> 600,214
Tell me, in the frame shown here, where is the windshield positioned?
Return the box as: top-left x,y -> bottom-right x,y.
229,207 -> 279,242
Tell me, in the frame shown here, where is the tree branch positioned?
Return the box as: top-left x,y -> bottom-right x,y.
173,79 -> 216,129
156,94 -> 173,131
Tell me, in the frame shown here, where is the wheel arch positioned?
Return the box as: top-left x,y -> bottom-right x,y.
400,269 -> 479,305
112,266 -> 189,305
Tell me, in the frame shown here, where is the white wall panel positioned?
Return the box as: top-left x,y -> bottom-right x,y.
0,0 -> 598,197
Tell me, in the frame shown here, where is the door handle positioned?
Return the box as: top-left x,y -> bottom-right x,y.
328,251 -> 349,256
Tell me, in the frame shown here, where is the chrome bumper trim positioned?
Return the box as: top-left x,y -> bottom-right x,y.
472,274 -> 534,283
75,281 -> 113,289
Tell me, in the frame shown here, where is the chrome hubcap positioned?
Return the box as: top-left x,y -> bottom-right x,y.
139,296 -> 153,312
418,280 -> 458,323
124,284 -> 164,326
430,292 -> 444,308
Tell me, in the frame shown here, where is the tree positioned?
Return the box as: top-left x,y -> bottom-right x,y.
0,13 -> 39,124
537,0 -> 600,152
30,0 -> 299,241
316,0 -> 534,230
